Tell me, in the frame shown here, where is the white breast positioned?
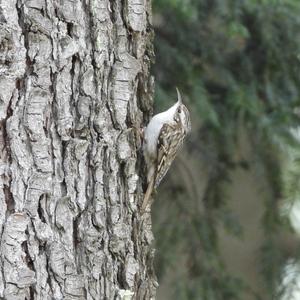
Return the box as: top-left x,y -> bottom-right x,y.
144,102 -> 179,158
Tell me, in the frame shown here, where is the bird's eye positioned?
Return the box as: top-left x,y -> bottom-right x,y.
177,107 -> 181,114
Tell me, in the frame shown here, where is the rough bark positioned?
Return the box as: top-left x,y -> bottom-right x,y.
0,0 -> 155,299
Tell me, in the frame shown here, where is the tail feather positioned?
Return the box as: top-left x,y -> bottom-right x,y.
141,176 -> 155,212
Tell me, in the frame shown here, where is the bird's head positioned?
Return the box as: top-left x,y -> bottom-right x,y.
173,88 -> 191,133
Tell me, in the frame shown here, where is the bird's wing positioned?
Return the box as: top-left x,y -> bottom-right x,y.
155,122 -> 185,188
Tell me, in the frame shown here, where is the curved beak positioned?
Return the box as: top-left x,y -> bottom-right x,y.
176,87 -> 182,104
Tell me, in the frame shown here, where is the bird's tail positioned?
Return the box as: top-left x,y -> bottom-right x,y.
141,176 -> 155,213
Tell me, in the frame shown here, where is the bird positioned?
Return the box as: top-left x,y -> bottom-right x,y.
141,88 -> 191,212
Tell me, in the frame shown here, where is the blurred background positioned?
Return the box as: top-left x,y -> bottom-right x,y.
151,0 -> 300,299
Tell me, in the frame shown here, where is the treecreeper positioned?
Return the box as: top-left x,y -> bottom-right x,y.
142,88 -> 192,211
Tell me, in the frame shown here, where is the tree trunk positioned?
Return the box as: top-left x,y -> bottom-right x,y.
0,0 -> 155,299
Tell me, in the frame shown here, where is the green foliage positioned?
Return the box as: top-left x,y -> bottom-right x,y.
152,0 -> 300,299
